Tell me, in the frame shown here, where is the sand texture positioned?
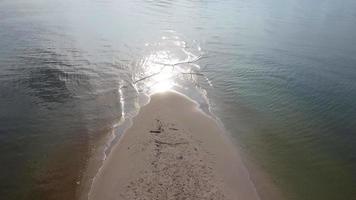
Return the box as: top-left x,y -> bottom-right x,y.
88,91 -> 260,200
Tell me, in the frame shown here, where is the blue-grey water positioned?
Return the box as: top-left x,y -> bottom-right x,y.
1,0 -> 356,199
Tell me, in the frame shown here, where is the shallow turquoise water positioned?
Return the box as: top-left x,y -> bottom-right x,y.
0,0 -> 355,199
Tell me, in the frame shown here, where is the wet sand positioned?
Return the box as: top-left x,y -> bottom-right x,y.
88,91 -> 261,200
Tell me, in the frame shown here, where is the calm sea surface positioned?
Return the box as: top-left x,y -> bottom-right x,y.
0,0 -> 356,199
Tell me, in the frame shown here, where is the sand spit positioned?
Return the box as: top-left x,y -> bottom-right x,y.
88,91 -> 260,200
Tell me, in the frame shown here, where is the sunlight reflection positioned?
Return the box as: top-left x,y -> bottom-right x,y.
136,33 -> 203,94
142,50 -> 180,93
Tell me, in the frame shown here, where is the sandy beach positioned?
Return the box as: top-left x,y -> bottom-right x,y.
88,91 -> 260,200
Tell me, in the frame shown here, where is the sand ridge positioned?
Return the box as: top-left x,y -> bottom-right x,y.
122,118 -> 227,200
88,91 -> 261,200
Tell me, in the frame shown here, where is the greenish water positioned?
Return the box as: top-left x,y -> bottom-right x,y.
0,0 -> 355,199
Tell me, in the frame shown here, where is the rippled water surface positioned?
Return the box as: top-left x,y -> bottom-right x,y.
1,0 -> 356,199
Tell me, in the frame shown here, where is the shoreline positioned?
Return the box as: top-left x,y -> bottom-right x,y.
88,91 -> 262,200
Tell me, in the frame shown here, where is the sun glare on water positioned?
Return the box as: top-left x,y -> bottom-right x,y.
136,34 -> 202,94
142,50 -> 180,93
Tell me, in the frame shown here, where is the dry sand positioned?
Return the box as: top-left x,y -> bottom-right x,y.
88,91 -> 261,200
